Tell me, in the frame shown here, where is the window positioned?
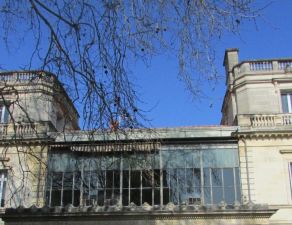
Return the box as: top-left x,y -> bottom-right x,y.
281,92 -> 292,113
0,170 -> 7,207
46,147 -> 240,207
0,105 -> 9,123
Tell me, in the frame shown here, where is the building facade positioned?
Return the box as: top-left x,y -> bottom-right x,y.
0,50 -> 292,224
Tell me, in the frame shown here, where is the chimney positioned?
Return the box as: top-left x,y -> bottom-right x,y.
223,48 -> 239,72
223,48 -> 239,85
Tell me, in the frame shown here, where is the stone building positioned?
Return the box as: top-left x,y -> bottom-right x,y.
0,49 -> 291,224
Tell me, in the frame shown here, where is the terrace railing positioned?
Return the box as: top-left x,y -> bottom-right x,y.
0,71 -> 55,83
234,59 -> 292,75
0,122 -> 55,139
237,114 -> 292,128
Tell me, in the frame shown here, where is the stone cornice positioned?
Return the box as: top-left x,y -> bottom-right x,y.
232,129 -> 292,139
2,208 -> 276,222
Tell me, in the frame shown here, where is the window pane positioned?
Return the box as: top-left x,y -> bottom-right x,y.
154,169 -> 161,187
63,173 -> 73,190
130,189 -> 140,205
122,189 -> 129,206
213,187 -> 223,204
142,170 -> 152,187
3,106 -> 9,123
123,171 -> 129,188
63,190 -> 72,206
163,188 -> 169,204
97,190 -> 104,205
204,188 -> 211,204
52,173 -> 63,189
74,172 -> 81,190
211,169 -> 222,186
223,168 -> 234,187
203,168 -> 210,186
282,94 -> 289,113
224,187 -> 235,204
113,170 -> 120,188
51,190 -> 61,206
186,169 -> 193,189
142,189 -> 152,205
73,190 -> 80,206
193,168 -> 201,187
131,171 -> 140,188
154,189 -> 160,205
203,149 -> 238,167
106,171 -> 113,188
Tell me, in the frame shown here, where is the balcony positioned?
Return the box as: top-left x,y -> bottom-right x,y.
236,114 -> 292,128
0,71 -> 56,84
233,59 -> 292,76
0,122 -> 56,140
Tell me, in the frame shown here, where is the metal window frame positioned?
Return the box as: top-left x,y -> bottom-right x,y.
46,149 -> 241,207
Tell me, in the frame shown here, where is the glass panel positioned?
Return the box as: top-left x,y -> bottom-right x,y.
142,189 -> 152,204
203,149 -> 238,167
163,188 -> 169,204
186,169 -> 193,189
223,168 -> 234,187
282,94 -> 289,113
3,106 -> 9,123
106,171 -> 113,188
154,169 -> 161,187
213,187 -> 223,204
211,169 -> 222,186
130,189 -> 140,205
83,171 -> 90,200
106,189 -> 113,199
52,172 -> 62,189
123,171 -> 129,188
154,189 -> 160,205
49,153 -> 78,172
97,190 -> 104,205
203,168 -> 210,186
224,187 -> 235,204
131,170 -> 140,188
63,190 -> 72,206
0,107 -> 3,123
122,189 -> 129,205
73,190 -> 80,206
96,171 -> 105,189
194,168 -> 201,187
235,167 -> 241,202
162,150 -> 193,168
142,170 -> 152,187
51,190 -> 61,206
113,170 -> 120,188
63,173 -> 73,190
204,187 -> 211,204
74,172 -> 81,190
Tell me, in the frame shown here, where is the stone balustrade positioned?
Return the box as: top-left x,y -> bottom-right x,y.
0,122 -> 56,139
237,113 -> 292,128
0,71 -> 55,83
234,59 -> 292,75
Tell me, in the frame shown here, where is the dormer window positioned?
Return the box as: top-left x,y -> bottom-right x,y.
281,92 -> 292,113
0,105 -> 9,123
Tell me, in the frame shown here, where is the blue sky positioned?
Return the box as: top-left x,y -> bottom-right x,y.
134,0 -> 292,127
1,1 -> 292,128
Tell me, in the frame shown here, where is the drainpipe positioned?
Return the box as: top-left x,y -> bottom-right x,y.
242,138 -> 251,203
